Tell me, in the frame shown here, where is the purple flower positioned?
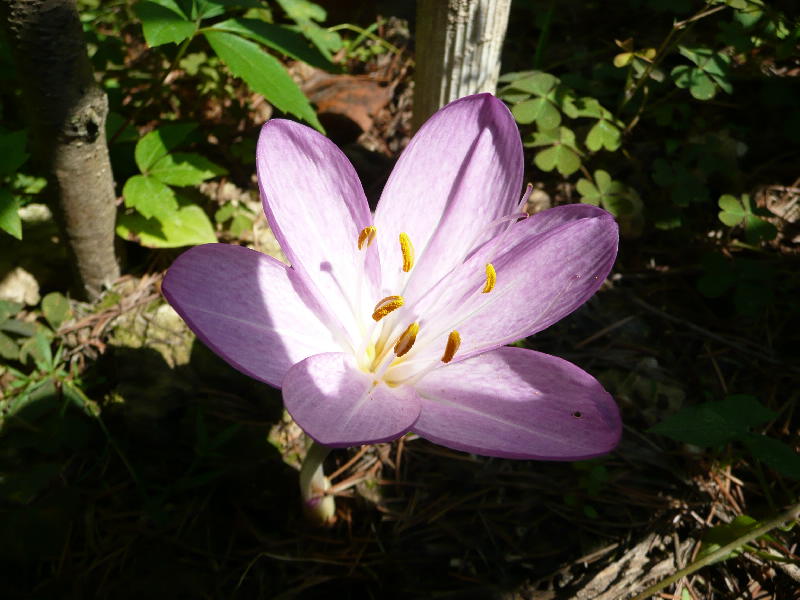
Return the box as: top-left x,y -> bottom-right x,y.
162,94 -> 621,459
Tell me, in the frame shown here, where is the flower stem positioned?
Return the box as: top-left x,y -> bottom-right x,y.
299,439 -> 335,525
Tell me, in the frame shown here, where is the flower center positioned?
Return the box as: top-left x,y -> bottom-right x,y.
354,226 -> 495,386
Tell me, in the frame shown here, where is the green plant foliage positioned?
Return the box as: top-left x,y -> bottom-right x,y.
652,395 -> 799,479
650,394 -> 775,448
117,202 -> 216,248
212,18 -> 336,71
671,46 -> 733,100
576,170 -> 638,217
275,0 -> 342,61
697,254 -> 774,316
717,194 -> 777,243
0,129 -> 29,239
121,124 -> 225,246
652,158 -> 709,206
40,293 -> 72,331
697,515 -> 771,563
526,127 -> 582,176
134,0 -> 197,47
204,30 -> 323,131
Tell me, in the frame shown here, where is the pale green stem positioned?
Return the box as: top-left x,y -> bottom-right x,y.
630,502 -> 800,600
299,439 -> 335,525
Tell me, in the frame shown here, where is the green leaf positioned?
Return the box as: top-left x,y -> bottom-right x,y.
134,1 -> 196,48
671,65 -> 716,100
0,130 -> 29,175
41,292 -> 71,330
212,18 -> 336,71
149,152 -> 227,186
275,0 -> 326,22
586,119 -> 622,152
204,30 -> 323,131
741,434 -> 800,479
117,203 -> 217,248
697,515 -> 763,563
534,145 -> 581,176
744,214 -> 777,243
0,300 -> 23,323
0,330 -> 18,360
511,97 -> 560,128
651,395 -> 776,447
123,175 -> 179,220
0,188 -> 22,240
507,71 -> 559,96
135,123 -> 198,172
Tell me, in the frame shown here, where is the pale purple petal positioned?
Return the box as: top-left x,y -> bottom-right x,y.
413,347 -> 621,459
162,244 -> 338,387
257,119 -> 378,348
374,94 -> 523,297
387,210 -> 618,378
283,353 -> 421,447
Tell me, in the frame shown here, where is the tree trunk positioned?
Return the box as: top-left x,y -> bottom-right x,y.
2,0 -> 120,300
413,0 -> 512,130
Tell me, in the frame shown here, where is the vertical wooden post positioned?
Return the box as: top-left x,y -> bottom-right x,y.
413,0 -> 512,130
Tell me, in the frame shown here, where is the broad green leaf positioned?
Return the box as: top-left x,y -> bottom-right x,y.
135,123 -> 198,172
0,130 -> 29,175
0,188 -> 22,239
204,30 -> 323,131
212,18 -> 336,71
229,214 -> 254,237
650,395 -> 776,447
507,71 -> 559,96
511,97 -> 560,128
576,178 -> 601,205
117,203 -> 217,248
275,0 -> 326,22
149,152 -> 227,186
0,330 -> 18,360
697,515 -> 764,563
134,1 -> 196,48
534,145 -> 581,176
586,119 -> 622,152
123,175 -> 178,219
671,65 -> 716,100
41,292 -> 71,330
287,21 -> 342,61
741,433 -> 800,479
0,300 -> 23,322
744,214 -> 777,243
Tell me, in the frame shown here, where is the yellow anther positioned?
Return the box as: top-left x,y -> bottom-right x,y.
394,322 -> 419,357
440,330 -> 461,363
372,295 -> 404,321
399,232 -> 414,272
357,226 -> 377,250
482,263 -> 496,294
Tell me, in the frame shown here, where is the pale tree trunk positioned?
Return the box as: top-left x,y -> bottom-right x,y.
413,0 -> 512,130
2,0 -> 120,300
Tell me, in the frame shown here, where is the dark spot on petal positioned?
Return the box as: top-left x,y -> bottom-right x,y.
572,411 -> 583,418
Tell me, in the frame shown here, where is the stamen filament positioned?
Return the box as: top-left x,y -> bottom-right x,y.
372,295 -> 404,321
482,263 -> 497,294
399,232 -> 414,272
440,330 -> 461,363
358,226 -> 377,250
393,322 -> 419,357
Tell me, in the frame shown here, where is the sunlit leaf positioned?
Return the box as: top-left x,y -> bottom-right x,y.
134,1 -> 196,47
123,175 -> 178,220
204,30 -> 323,131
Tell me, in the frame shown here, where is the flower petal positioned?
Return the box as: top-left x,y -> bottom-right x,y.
257,119 -> 377,348
387,208 -> 618,379
162,244 -> 338,387
413,347 -> 621,459
374,94 -> 523,297
283,353 -> 421,447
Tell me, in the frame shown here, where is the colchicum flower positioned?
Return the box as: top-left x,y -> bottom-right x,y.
163,94 -> 621,466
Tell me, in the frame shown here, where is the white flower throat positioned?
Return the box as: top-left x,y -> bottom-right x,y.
351,225 -> 496,387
